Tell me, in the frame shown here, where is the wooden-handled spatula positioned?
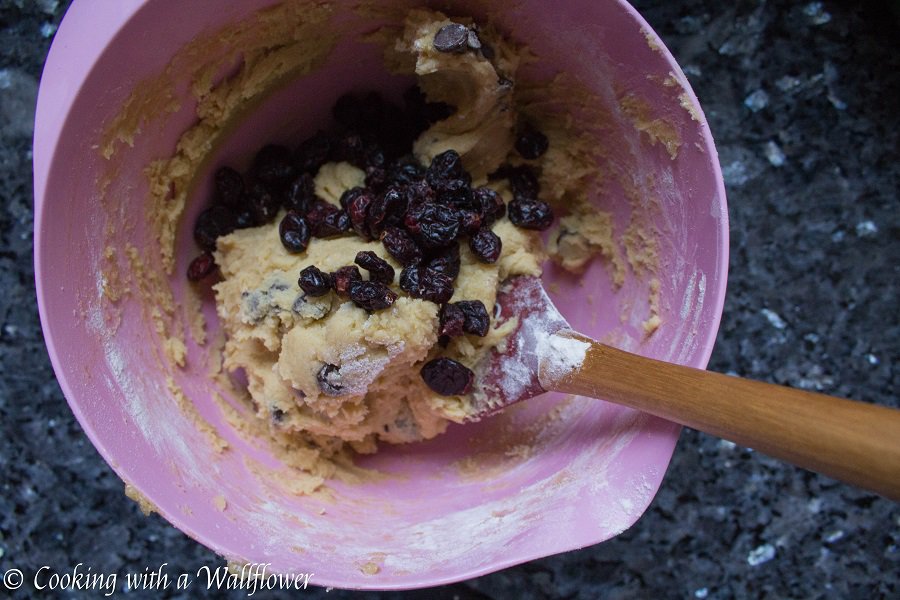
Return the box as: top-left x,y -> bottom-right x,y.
470,276 -> 900,501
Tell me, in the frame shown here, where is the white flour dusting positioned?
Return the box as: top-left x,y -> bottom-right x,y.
489,276 -> 574,402
495,312 -> 537,401
497,348 -> 531,400
537,333 -> 590,388
331,342 -> 400,397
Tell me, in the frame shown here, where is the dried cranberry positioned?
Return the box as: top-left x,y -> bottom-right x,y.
365,193 -> 391,238
400,266 -> 454,304
253,144 -> 295,188
234,209 -> 257,229
294,131 -> 332,174
426,244 -> 460,279
382,226 -> 423,266
405,179 -> 436,208
473,187 -> 505,225
331,265 -> 362,296
456,300 -> 490,336
438,303 -> 465,338
363,141 -> 386,169
404,202 -> 461,249
279,211 -> 310,253
398,265 -> 420,294
284,173 -> 316,213
348,280 -> 397,311
317,363 -> 344,395
345,189 -> 376,240
187,252 -> 216,281
194,205 -> 237,250
515,125 -> 550,159
459,210 -> 482,235
421,358 -> 474,396
307,200 -> 350,238
492,164 -> 539,199
331,132 -> 366,167
433,23 -> 469,53
214,166 -> 245,208
426,150 -> 466,188
385,185 -> 412,220
388,156 -> 425,186
298,265 -> 332,296
324,210 -> 351,236
354,251 -> 395,284
469,228 -> 502,263
339,186 -> 367,210
247,182 -> 280,224
367,186 -> 408,239
436,178 -> 474,208
508,197 -> 554,231
419,269 -> 454,304
365,166 -> 388,192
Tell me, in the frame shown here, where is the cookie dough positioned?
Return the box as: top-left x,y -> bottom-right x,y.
215,215 -> 543,446
400,11 -> 519,180
213,10 -> 545,449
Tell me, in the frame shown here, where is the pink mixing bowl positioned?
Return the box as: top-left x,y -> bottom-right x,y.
34,0 -> 727,589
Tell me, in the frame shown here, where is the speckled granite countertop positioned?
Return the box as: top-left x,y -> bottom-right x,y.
1,0 -> 897,598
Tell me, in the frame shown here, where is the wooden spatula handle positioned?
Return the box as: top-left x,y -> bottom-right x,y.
548,333 -> 900,501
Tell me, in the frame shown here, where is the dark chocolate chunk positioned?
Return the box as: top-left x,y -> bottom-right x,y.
433,23 -> 469,53
317,363 -> 344,395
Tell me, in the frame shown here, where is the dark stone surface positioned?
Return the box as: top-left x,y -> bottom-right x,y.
1,0 -> 897,598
